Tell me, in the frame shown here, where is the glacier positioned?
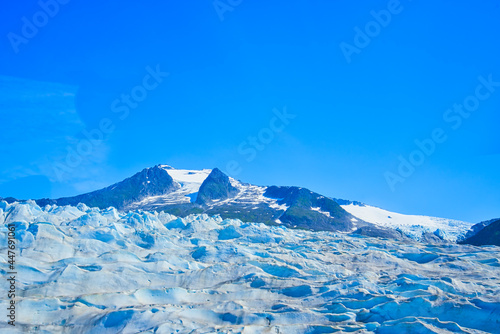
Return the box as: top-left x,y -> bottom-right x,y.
340,204 -> 474,242
1,200 -> 499,333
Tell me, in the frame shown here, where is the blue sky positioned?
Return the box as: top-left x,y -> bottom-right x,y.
1,0 -> 499,223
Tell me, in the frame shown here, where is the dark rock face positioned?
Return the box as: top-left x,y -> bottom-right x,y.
196,168 -> 238,205
264,186 -> 360,232
37,165 -> 179,210
332,198 -> 365,206
462,218 -> 500,241
459,219 -> 500,246
0,197 -> 18,204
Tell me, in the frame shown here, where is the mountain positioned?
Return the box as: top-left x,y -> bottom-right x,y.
0,196 -> 17,204
196,168 -> 239,205
36,165 -> 179,210
462,218 -> 500,240
1,164 -> 475,241
263,186 -> 359,232
459,218 -> 500,246
27,165 -> 362,233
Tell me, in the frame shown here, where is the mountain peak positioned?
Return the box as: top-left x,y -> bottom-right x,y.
196,168 -> 238,205
208,167 -> 225,178
37,165 -> 179,210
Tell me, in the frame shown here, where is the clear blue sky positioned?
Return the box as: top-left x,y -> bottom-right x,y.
1,0 -> 499,223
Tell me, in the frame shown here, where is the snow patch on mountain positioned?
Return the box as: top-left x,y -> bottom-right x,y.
206,178 -> 289,212
341,204 -> 473,242
311,206 -> 332,218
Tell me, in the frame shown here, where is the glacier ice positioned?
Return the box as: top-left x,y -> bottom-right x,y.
0,200 -> 499,333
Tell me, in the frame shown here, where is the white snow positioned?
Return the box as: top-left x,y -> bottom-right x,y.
311,207 -> 332,218
0,200 -> 499,333
166,168 -> 212,185
207,178 -> 289,212
341,204 -> 474,242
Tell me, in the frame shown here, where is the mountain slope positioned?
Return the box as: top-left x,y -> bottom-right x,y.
462,218 -> 500,240
339,203 -> 473,242
264,186 -> 359,231
459,219 -> 500,246
36,165 -> 179,210
196,168 -> 238,205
